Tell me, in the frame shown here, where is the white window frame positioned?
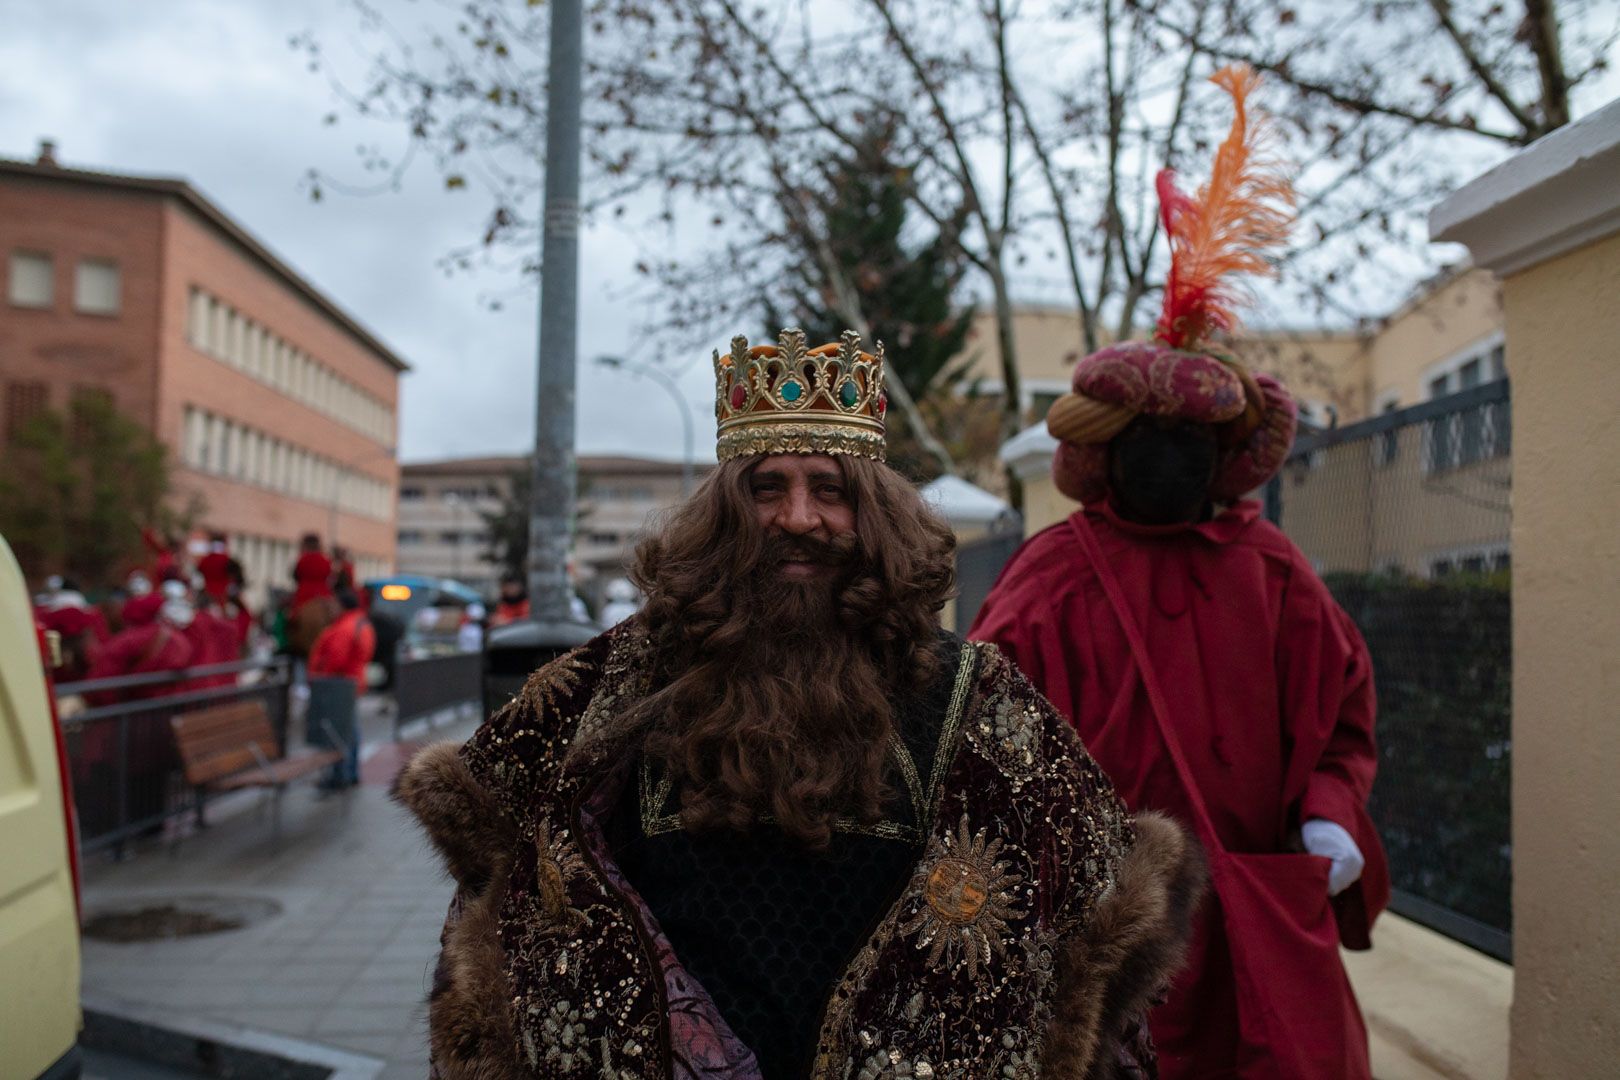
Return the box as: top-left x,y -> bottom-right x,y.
8,250 -> 54,308
73,259 -> 121,315
1420,331 -> 1507,400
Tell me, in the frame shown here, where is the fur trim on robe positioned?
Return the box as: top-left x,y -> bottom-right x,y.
1044,810 -> 1210,1078
394,739 -> 1206,1079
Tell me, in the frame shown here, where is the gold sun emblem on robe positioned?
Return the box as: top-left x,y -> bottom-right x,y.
897,815 -> 1028,982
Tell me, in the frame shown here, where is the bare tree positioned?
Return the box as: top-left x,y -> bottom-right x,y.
298,0 -> 1616,498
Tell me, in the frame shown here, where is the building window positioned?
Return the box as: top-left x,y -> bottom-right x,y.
74,259 -> 121,315
188,289 -> 209,347
4,380 -> 49,441
398,530 -> 425,545
8,251 -> 53,308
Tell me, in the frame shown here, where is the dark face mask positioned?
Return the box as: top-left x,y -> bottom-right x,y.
1109,419 -> 1220,525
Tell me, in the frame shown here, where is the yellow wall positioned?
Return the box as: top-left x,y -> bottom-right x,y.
1365,269 -> 1504,412
1019,469 -> 1079,535
1501,230 -> 1620,1077
957,269 -> 1504,433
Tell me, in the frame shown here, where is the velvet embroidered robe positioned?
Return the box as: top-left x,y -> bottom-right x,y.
394,622 -> 1205,1079
969,500 -> 1390,1078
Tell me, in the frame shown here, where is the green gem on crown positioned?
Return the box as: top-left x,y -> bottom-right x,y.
782,380 -> 804,402
840,381 -> 859,407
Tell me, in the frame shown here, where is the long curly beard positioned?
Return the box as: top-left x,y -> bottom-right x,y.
637,533 -> 897,849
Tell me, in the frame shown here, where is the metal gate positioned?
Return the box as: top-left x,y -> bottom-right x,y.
1272,379 -> 1512,960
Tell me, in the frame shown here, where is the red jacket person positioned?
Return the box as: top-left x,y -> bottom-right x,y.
972,66 -> 1389,1080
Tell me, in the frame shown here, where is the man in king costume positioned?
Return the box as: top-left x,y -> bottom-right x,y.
970,67 -> 1389,1079
395,329 -> 1206,1078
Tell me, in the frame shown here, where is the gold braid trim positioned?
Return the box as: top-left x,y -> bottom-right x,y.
717,422 -> 887,462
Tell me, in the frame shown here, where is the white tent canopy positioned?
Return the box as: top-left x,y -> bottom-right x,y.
920,474 -> 1015,527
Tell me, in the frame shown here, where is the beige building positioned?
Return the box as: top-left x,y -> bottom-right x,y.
1,146 -> 405,608
996,265 -> 1511,557
958,270 -> 1503,433
1430,95 -> 1620,1080
397,454 -> 710,600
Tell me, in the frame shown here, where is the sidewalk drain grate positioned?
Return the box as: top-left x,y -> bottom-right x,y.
84,895 -> 283,942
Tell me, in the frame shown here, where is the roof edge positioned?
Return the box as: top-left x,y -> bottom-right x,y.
0,157 -> 411,373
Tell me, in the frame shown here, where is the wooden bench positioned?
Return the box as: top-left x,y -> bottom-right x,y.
170,701 -> 348,845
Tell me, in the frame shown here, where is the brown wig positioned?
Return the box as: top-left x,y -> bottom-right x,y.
603,455 -> 956,848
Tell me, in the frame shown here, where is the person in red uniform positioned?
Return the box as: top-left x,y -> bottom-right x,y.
119,572 -> 164,630
309,589 -> 376,694
35,576 -> 110,682
197,533 -> 235,607
488,572 -> 530,627
971,67 -> 1389,1080
86,588 -> 195,702
291,533 -> 334,611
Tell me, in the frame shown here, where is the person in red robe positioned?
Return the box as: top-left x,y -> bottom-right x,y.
197,533 -> 235,606
291,533 -> 334,611
972,66 -> 1389,1080
85,597 -> 195,703
34,576 -> 110,682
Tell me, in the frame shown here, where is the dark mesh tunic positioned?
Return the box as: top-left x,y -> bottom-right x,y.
606,638 -> 961,1079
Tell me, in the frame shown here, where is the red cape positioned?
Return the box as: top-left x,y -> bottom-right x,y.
292,551 -> 334,610
970,499 -> 1389,1078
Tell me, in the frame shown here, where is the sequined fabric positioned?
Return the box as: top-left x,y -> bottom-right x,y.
437,623 -> 1136,1078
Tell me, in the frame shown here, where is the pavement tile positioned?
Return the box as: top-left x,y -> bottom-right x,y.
338,978 -> 429,1007
312,1004 -> 419,1038
227,1006 -> 324,1038
79,713 -> 483,1077
243,980 -> 350,1008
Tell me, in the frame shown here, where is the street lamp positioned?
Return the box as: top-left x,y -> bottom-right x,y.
594,355 -> 695,496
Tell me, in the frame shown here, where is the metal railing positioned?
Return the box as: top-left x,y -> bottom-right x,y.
394,651 -> 483,739
954,517 -> 1025,633
55,659 -> 292,855
1273,380 -> 1512,960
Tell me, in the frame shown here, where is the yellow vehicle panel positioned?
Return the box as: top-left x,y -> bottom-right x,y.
0,536 -> 81,1078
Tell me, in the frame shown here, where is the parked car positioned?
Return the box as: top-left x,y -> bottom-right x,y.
0,535 -> 84,1079
362,575 -> 483,674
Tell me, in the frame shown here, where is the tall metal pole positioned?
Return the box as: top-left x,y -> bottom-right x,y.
528,0 -> 583,622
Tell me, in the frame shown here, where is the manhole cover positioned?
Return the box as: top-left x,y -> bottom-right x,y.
84,896 -> 282,943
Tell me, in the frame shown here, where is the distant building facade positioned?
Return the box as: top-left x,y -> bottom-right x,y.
0,143 -> 405,609
396,454 -> 709,602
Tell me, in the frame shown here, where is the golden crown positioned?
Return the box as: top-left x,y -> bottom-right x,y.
713,328 -> 888,462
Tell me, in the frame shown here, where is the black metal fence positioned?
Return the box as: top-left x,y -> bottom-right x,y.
954,519 -> 1025,633
394,651 -> 483,738
54,659 -> 292,855
1273,379 -> 1512,960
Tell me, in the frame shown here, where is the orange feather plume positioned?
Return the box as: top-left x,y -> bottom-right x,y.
1155,65 -> 1294,351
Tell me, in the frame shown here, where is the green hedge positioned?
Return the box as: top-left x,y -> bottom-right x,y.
1323,571 -> 1511,937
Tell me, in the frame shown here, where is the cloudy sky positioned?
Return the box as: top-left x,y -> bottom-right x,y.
7,2 -> 1614,466
1,0 -> 717,465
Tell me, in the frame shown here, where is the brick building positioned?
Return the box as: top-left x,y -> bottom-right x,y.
0,143 -> 405,607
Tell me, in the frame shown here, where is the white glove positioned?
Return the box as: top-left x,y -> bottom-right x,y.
1301,818 -> 1364,897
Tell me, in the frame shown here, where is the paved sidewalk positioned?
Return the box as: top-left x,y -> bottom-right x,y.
79,705 -> 478,1080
